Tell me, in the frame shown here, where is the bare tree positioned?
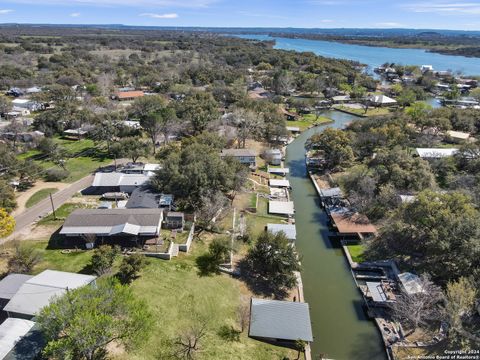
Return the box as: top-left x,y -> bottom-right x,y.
228,108 -> 262,149
390,274 -> 444,335
8,242 -> 42,274
174,321 -> 208,360
196,191 -> 229,236
237,302 -> 250,333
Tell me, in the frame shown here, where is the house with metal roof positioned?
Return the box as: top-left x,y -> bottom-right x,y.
91,172 -> 151,194
266,223 -> 296,241
3,270 -> 96,319
415,148 -> 458,159
60,208 -> 163,246
249,298 -> 313,343
60,209 -> 163,237
221,149 -> 257,167
368,94 -> 397,107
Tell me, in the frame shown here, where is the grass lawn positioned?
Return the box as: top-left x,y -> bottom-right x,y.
287,115 -> 334,131
246,197 -> 287,237
0,235 -> 298,359
346,244 -> 366,263
18,138 -> 113,183
25,188 -> 58,208
120,244 -> 297,360
38,202 -> 92,225
0,240 -> 93,275
336,105 -> 391,117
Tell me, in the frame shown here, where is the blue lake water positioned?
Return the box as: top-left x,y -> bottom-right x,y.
235,34 -> 480,76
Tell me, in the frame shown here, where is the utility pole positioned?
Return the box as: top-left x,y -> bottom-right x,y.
49,193 -> 56,220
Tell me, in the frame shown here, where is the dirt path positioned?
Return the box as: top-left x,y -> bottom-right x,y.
12,181 -> 69,217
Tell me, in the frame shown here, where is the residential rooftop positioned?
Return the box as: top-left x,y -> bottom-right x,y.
249,298 -> 313,342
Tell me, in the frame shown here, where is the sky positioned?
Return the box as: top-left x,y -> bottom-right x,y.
0,0 -> 480,30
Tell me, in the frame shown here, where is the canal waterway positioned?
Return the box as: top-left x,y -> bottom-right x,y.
235,34 -> 480,76
286,110 -> 387,360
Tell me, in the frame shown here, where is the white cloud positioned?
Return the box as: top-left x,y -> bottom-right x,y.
70,12 -> 81,17
375,22 -> 404,27
0,9 -> 13,14
2,0 -> 216,8
140,12 -> 178,19
402,2 -> 480,15
237,11 -> 288,19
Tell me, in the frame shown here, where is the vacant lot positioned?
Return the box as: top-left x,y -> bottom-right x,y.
0,239 -> 298,360
18,137 -> 113,183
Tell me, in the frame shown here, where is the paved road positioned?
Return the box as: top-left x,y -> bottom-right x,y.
7,174 -> 94,240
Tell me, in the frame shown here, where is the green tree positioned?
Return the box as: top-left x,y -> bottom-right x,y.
443,277 -> 480,345
0,96 -> 12,119
179,92 -> 219,134
89,245 -> 120,276
140,106 -> 178,153
243,231 -> 300,298
308,128 -> 354,169
397,89 -> 417,108
129,95 -> 166,119
152,142 -> 244,210
405,102 -> 432,128
0,183 -> 17,213
470,88 -> 480,102
368,147 -> 436,191
117,253 -> 148,285
367,190 -> 480,284
37,278 -> 153,360
110,137 -> 150,163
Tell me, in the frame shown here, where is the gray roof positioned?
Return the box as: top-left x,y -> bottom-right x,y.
268,201 -> 295,215
166,212 -> 184,219
221,148 -> 257,157
60,208 -> 163,236
266,223 -> 297,240
125,187 -> 160,209
0,318 -> 36,359
319,187 -> 343,198
92,172 -> 150,187
0,274 -> 33,300
249,298 -> 313,342
4,270 -> 96,317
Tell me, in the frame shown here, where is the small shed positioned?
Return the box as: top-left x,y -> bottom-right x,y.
266,223 -> 297,241
249,298 -> 313,343
164,212 -> 185,230
268,201 -> 295,216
